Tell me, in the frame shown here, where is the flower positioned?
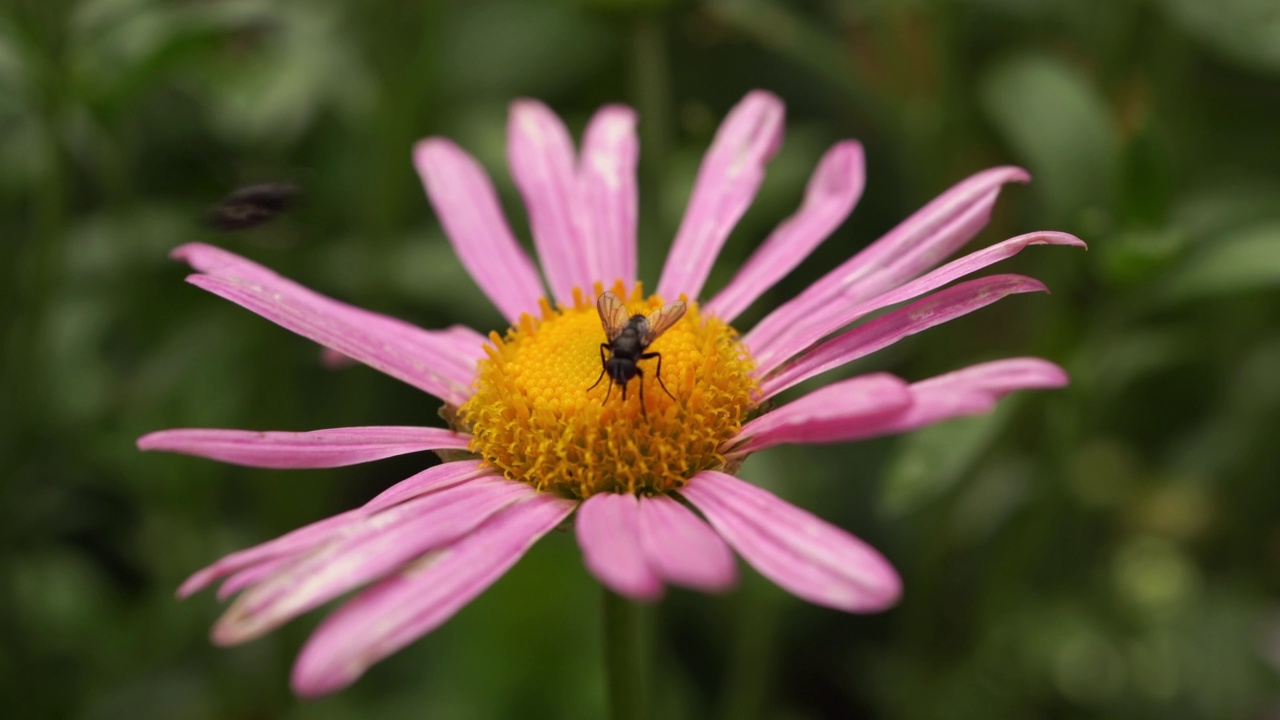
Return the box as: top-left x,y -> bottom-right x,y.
139,90 -> 1082,697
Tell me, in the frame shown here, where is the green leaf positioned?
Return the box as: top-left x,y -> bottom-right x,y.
1153,222 -> 1280,303
441,0 -> 610,98
979,54 -> 1118,223
1156,0 -> 1280,74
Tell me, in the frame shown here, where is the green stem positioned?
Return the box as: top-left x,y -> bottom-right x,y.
602,587 -> 644,720
629,14 -> 671,282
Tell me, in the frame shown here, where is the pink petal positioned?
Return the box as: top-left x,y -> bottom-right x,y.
217,554 -> 297,600
213,478 -> 537,645
413,138 -> 546,323
178,462 -> 493,599
575,492 -> 663,601
137,426 -> 470,469
184,274 -> 465,406
322,323 -> 487,375
437,323 -> 491,356
759,274 -> 1048,398
330,325 -> 485,370
706,141 -> 866,322
637,494 -> 737,592
913,357 -> 1069,396
173,244 -> 476,405
508,100 -> 591,305
745,166 -> 1031,355
290,493 -> 576,697
680,472 -> 901,612
844,166 -> 1033,297
657,91 -> 785,301
215,465 -> 476,603
581,104 -> 639,288
178,509 -> 363,599
177,244 -> 485,375
746,358 -> 1070,448
862,386 -> 998,436
728,373 -> 913,455
175,241 -> 280,283
324,324 -> 486,374
361,459 -> 492,514
749,231 -> 1084,374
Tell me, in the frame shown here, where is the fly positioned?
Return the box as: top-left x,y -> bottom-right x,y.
589,291 -> 686,416
205,182 -> 301,231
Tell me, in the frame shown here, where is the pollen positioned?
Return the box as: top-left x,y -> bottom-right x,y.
458,282 -> 757,499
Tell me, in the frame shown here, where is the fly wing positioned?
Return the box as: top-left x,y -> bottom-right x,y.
596,291 -> 631,340
639,300 -> 687,345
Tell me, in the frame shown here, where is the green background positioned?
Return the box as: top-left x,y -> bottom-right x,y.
4,0 -> 1280,717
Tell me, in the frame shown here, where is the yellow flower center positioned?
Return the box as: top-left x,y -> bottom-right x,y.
458,282 -> 757,499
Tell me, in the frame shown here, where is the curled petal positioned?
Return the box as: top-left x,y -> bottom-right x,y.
728,373 -> 913,455
759,274 -> 1048,398
657,91 -> 785,301
707,141 -> 866,323
576,493 -> 663,600
845,166 -> 1033,296
581,105 -> 639,288
749,231 -> 1084,374
414,138 -> 546,323
746,166 -> 1031,354
290,494 -> 576,697
508,100 -> 590,304
638,494 -> 737,592
213,479 -> 536,645
137,426 -> 469,469
681,472 -> 901,612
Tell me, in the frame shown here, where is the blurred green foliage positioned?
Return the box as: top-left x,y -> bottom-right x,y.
3,0 -> 1279,718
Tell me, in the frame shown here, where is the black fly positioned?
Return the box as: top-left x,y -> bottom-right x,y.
204,182 -> 301,231
589,291 -> 686,416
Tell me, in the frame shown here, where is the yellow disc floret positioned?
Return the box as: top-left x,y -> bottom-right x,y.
458,282 -> 757,499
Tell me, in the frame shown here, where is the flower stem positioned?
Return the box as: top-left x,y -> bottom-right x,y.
629,14 -> 670,282
602,587 -> 644,720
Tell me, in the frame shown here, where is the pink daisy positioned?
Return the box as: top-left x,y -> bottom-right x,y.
139,90 -> 1082,697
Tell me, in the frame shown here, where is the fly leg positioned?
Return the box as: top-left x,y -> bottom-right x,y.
641,351 -> 677,402
591,344 -> 615,407
588,344 -> 609,393
635,367 -> 647,419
